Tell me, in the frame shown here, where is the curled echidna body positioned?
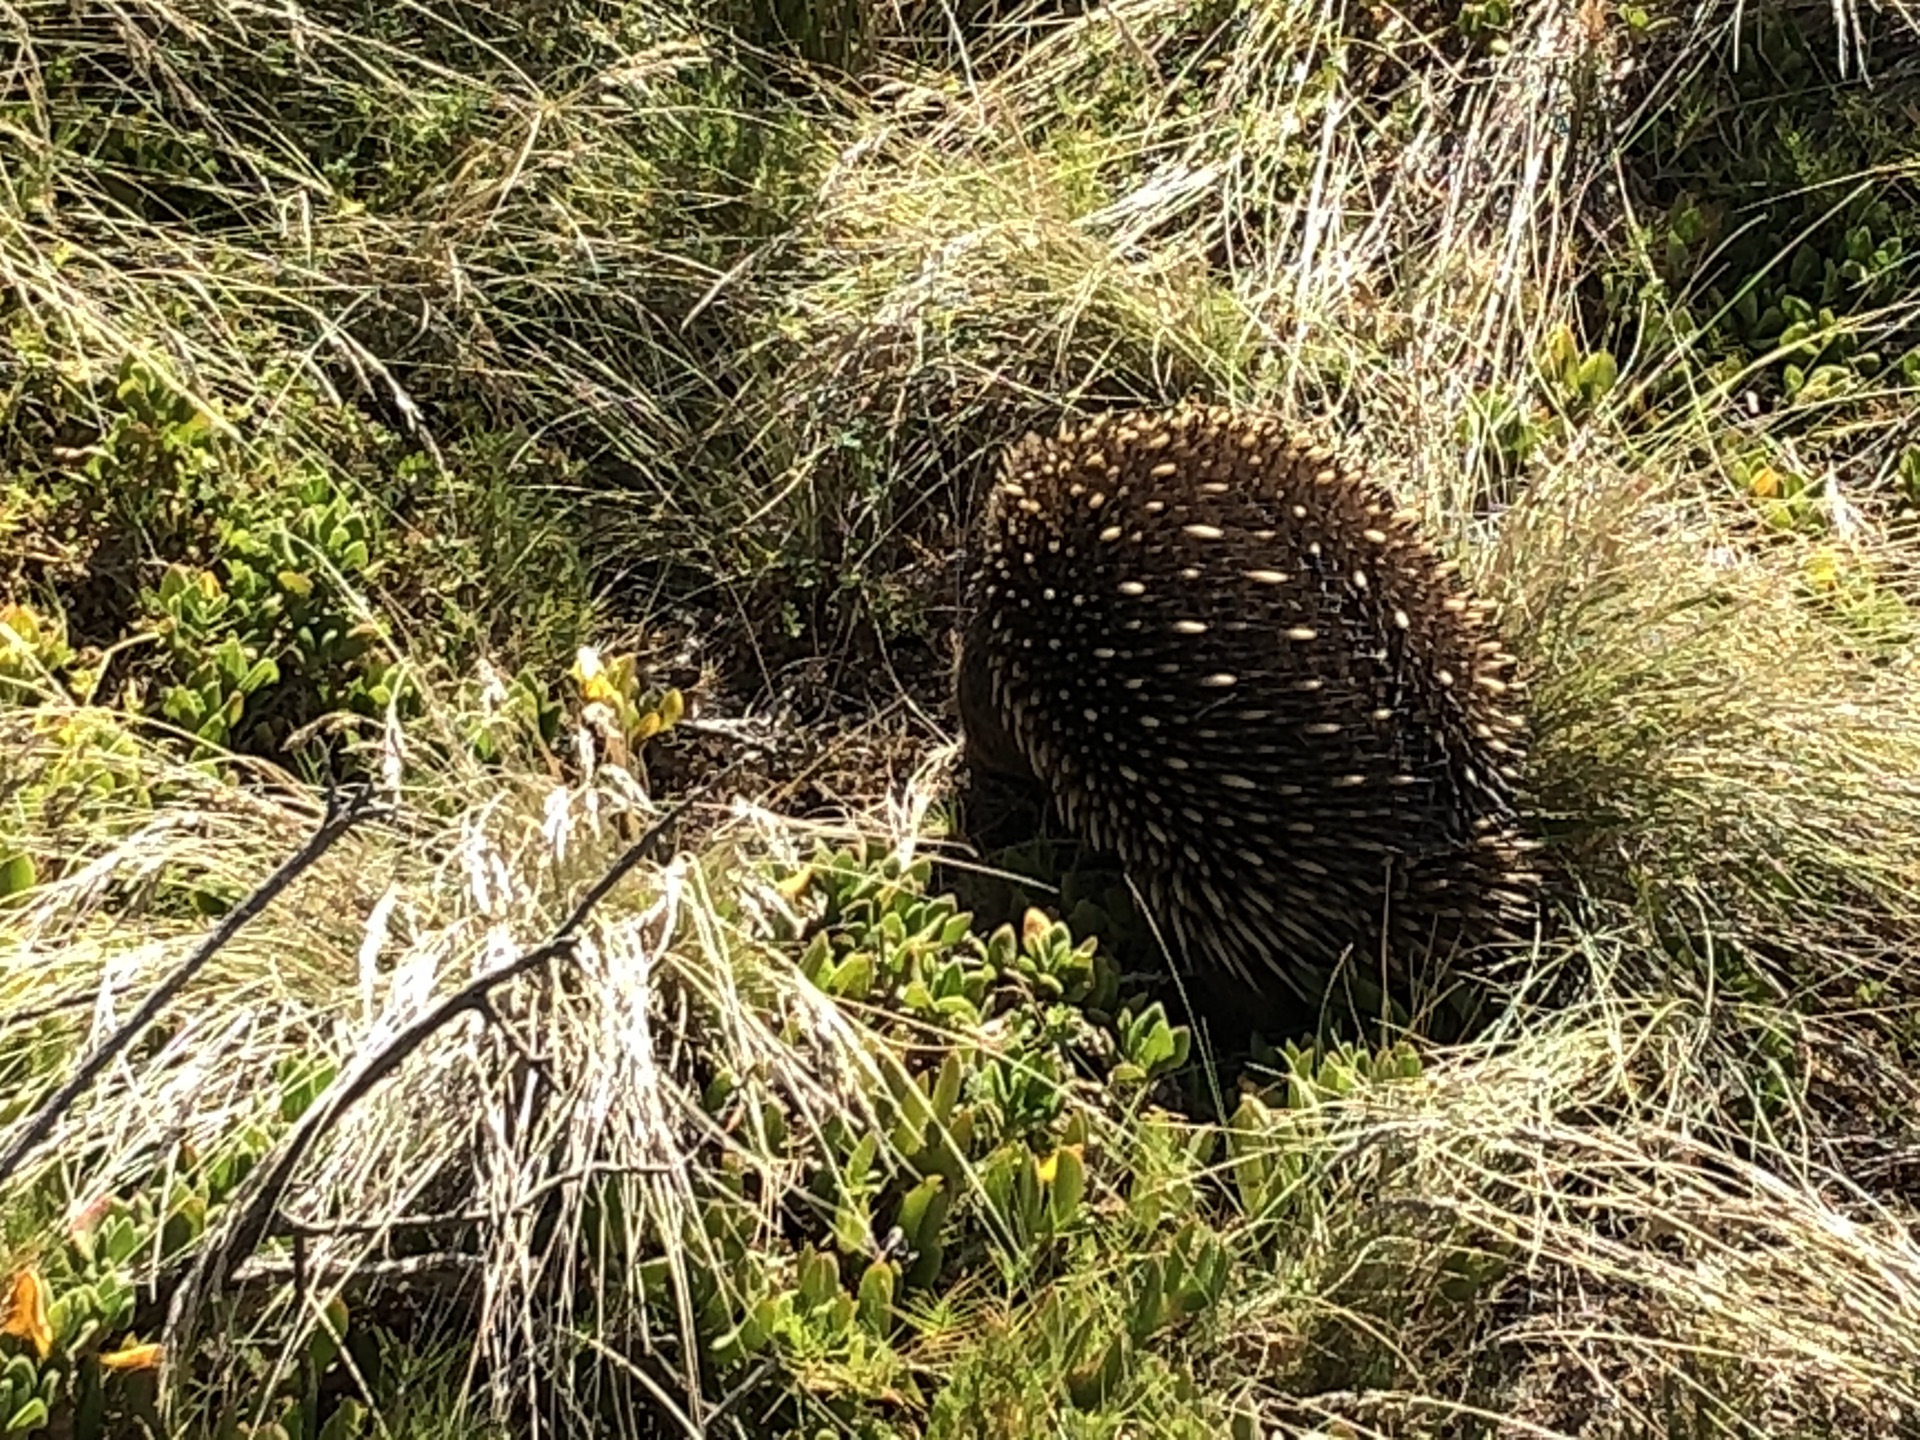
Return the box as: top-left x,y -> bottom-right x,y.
958,404 -> 1539,1006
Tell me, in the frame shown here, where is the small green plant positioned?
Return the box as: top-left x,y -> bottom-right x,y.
1799,545 -> 1916,655
1110,1002 -> 1191,1086
567,648 -> 684,775
1459,385 -> 1548,487
0,605 -> 76,706
1459,326 -> 1622,494
0,1053 -> 345,1437
77,357 -> 230,557
141,473 -> 404,757
1612,11 -> 1920,420
461,663 -> 566,766
666,842 -> 1209,1409
1539,323 -> 1619,415
1225,1038 -> 1425,1224
146,566 -> 284,751
1726,447 -> 1825,533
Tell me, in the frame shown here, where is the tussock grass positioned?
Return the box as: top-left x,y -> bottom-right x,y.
1217,994 -> 1920,1434
706,0 -> 1622,597
1497,427 -> 1920,992
1,705 -> 931,1431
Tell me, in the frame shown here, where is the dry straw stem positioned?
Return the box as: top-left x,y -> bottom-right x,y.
0,783 -> 380,1189
156,768 -> 729,1407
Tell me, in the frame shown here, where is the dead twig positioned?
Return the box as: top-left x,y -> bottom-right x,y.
232,1250 -> 485,1293
0,785 -> 383,1189
158,776 -> 715,1408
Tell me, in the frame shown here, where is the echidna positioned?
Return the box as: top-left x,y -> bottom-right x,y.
957,403 -> 1539,1005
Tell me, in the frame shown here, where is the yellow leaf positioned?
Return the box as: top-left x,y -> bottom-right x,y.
570,646 -> 605,687
1,1267 -> 52,1359
1543,321 -> 1578,378
632,712 -> 662,743
774,866 -> 814,902
195,569 -> 222,600
99,1339 -> 163,1372
657,687 -> 685,728
1021,907 -> 1050,948
1748,465 -> 1781,499
1034,1150 -> 1060,1185
0,604 -> 39,644
1806,548 -> 1842,591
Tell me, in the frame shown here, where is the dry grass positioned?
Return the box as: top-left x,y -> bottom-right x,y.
705,0 -> 1631,578
0,705 -> 947,1431
1212,991 -> 1920,1434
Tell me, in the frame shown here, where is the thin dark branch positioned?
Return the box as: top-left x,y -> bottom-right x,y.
160,778 -> 714,1400
274,1162 -> 672,1238
4,986 -> 103,1031
233,1250 -> 485,1292
473,992 -> 559,1093
707,1357 -> 781,1429
0,785 -> 382,1189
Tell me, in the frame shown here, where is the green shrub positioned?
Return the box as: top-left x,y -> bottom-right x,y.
0,343 -> 597,770
1608,7 -> 1920,414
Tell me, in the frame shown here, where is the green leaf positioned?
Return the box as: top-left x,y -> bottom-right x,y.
1048,1146 -> 1086,1228
317,1398 -> 364,1440
798,932 -> 833,984
1574,349 -> 1617,399
829,952 -> 874,1001
827,1291 -> 856,1336
161,687 -> 204,726
895,1175 -> 947,1252
101,1217 -> 140,1268
240,658 -> 280,695
0,854 -> 34,899
855,1259 -> 895,1334
930,1051 -> 963,1127
1789,243 -> 1821,291
797,1248 -> 838,1310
